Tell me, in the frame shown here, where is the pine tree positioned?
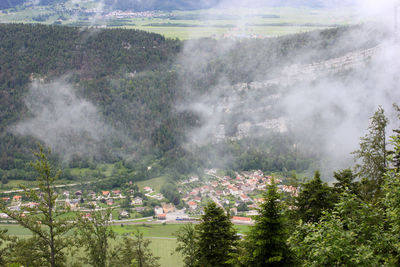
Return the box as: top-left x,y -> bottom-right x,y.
352,106 -> 388,201
296,171 -> 334,223
0,144 -> 75,267
242,178 -> 293,266
196,202 -> 238,267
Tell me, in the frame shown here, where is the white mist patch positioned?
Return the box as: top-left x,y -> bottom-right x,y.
12,79 -> 120,159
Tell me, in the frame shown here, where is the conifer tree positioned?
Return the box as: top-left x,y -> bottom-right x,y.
295,171 -> 333,223
242,178 -> 293,266
196,202 -> 238,267
352,106 -> 388,201
0,144 -> 75,267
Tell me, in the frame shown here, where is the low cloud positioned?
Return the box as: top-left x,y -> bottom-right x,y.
11,78 -> 131,161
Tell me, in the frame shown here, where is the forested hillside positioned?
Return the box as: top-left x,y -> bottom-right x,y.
0,23 -> 382,183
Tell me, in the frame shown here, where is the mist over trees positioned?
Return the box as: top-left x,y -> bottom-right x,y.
0,23 -> 380,182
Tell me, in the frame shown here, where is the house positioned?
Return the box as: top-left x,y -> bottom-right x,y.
154,206 -> 164,215
162,203 -> 175,213
0,213 -> 9,219
143,187 -> 153,192
188,201 -> 197,210
200,185 -> 210,193
1,197 -> 10,202
63,191 -> 70,197
221,181 -> 230,186
12,195 -> 22,202
255,198 -> 264,203
157,214 -> 166,220
133,197 -> 143,205
106,199 -> 114,206
65,199 -> 79,211
189,176 -> 199,182
231,216 -> 253,224
240,194 -> 250,202
229,187 -> 240,196
102,191 -> 110,197
75,191 -> 82,196
248,204 -> 258,209
112,190 -> 121,196
119,210 -> 129,218
211,181 -> 219,188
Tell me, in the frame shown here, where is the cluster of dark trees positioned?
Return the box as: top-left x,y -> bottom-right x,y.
174,106 -> 400,266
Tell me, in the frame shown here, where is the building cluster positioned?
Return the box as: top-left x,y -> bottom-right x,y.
104,10 -> 161,19
180,169 -> 298,219
0,169 -> 298,225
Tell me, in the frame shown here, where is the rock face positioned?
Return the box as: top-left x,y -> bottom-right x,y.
207,45 -> 381,141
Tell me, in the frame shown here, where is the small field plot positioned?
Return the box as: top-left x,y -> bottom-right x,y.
137,176 -> 167,193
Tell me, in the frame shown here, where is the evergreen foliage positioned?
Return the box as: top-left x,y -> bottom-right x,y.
352,106 -> 388,201
241,178 -> 293,266
0,144 -> 76,267
196,202 -> 238,267
295,171 -> 334,223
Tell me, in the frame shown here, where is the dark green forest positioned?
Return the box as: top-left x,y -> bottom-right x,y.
0,23 -> 383,184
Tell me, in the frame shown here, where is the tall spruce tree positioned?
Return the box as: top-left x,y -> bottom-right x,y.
295,171 -> 334,223
196,202 -> 238,267
0,144 -> 75,267
352,106 -> 388,201
242,178 -> 293,266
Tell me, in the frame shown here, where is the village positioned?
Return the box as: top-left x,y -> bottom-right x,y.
0,170 -> 298,225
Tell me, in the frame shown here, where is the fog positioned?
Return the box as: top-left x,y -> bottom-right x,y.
176,0 -> 400,176
11,78 -> 132,161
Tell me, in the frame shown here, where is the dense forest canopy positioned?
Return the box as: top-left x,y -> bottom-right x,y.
0,23 -> 385,182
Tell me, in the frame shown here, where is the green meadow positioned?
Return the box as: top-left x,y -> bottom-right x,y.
0,223 -> 250,266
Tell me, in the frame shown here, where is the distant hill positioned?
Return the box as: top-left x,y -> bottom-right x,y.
0,0 -> 354,11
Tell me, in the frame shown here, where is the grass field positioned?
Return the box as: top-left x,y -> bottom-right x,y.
0,223 -> 184,266
0,6 -> 355,40
0,223 -> 250,266
137,176 -> 167,193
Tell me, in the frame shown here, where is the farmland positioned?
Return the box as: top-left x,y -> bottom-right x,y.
0,223 -> 250,267
0,5 -> 354,39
